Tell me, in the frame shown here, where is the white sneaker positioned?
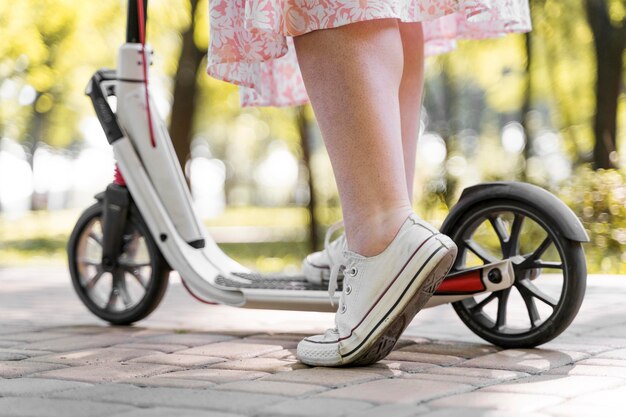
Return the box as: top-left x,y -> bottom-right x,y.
301,220 -> 348,286
297,213 -> 457,367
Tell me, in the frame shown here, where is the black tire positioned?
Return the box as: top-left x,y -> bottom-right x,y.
448,199 -> 586,348
68,203 -> 169,325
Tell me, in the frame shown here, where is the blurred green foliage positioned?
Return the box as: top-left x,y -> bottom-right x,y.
560,167 -> 626,273
0,0 -> 625,273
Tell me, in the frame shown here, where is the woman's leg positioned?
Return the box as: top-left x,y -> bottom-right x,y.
398,22 -> 425,203
293,19 -> 412,257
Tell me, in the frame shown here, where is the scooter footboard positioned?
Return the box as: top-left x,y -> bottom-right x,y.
214,259 -> 515,312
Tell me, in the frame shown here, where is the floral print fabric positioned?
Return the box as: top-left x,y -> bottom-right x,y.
207,0 -> 532,107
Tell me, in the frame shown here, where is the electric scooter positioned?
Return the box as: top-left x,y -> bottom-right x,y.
67,0 -> 589,349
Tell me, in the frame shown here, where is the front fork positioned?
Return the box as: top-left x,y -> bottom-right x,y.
100,184 -> 131,273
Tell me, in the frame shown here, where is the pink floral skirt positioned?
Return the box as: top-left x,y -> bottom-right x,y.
207,0 -> 532,107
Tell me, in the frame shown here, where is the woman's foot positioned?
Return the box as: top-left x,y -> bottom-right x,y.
297,213 -> 457,367
302,222 -> 347,286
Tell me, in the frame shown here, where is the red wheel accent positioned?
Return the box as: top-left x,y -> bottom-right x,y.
436,269 -> 485,295
113,165 -> 126,186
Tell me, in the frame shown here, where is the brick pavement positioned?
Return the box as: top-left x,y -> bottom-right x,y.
0,266 -> 626,416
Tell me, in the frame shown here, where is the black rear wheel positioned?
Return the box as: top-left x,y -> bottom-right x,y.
68,203 -> 169,325
449,200 -> 586,348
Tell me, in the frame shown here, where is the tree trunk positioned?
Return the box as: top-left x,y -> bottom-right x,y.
584,0 -> 626,170
520,32 -> 533,181
169,0 -> 205,174
296,105 -> 319,252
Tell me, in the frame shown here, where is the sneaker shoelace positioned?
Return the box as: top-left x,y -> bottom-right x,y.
324,220 -> 347,306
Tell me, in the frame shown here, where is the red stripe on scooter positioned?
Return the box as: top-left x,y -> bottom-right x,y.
137,0 -> 156,148
181,278 -> 218,305
435,269 -> 485,294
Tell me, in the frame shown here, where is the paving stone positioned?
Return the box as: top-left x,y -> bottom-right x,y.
343,403 -> 429,417
371,360 -> 438,374
576,358 -> 626,367
418,408 -> 551,417
33,363 -> 181,383
401,371 -> 502,387
0,348 -> 53,358
547,364 -> 626,378
460,349 -> 584,374
318,378 -> 473,404
481,374 -> 625,397
48,383 -> 140,400
587,324 -> 626,338
0,331 -> 72,343
386,351 -> 465,366
237,338 -> 298,349
129,377 -> 216,389
110,328 -> 172,338
152,368 -> 269,383
261,367 -> 383,388
140,333 -> 234,347
112,343 -> 189,353
0,361 -> 68,378
26,348 -> 164,366
37,325 -> 107,335
426,366 -> 529,382
259,349 -> 297,360
111,407 -> 241,417
541,341 -> 613,355
14,334 -> 134,352
539,385 -> 626,414
177,342 -> 283,359
215,380 -> 327,396
0,325 -> 45,335
244,333 -> 308,342
94,386 -> 287,414
398,341 -> 499,359
551,335 -> 626,349
210,358 -> 306,373
0,352 -> 28,361
128,353 -> 225,367
597,348 -> 626,360
541,401 -> 624,417
427,391 -> 564,412
0,397 -> 135,417
0,378 -> 92,396
257,397 -> 373,417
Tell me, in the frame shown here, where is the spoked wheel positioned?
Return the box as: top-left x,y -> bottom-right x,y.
68,203 -> 169,325
449,200 -> 586,348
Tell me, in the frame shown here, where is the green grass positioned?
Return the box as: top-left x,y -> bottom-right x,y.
0,207 -> 312,271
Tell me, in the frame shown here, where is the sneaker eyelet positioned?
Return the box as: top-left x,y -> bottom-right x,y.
340,304 -> 347,314
348,267 -> 358,277
345,285 -> 352,295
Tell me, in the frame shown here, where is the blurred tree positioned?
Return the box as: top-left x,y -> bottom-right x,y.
169,0 -> 204,172
296,105 -> 319,251
584,0 -> 626,169
0,1 -> 123,148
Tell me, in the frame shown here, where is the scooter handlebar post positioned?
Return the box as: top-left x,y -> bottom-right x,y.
126,0 -> 148,44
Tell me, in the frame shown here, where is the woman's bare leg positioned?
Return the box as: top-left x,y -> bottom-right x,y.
293,19 -> 412,257
398,22 -> 425,203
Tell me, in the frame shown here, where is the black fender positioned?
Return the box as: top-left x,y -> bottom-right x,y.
440,182 -> 589,243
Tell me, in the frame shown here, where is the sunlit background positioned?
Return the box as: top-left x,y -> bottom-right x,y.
0,0 -> 625,273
